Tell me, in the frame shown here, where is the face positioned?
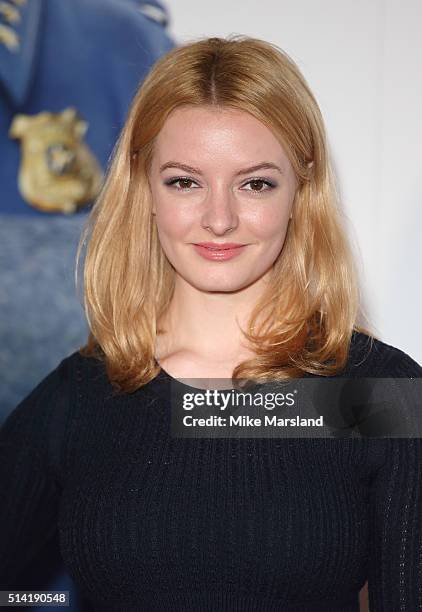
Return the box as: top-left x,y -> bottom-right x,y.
148,105 -> 298,293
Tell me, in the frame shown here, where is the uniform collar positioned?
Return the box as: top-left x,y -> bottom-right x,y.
0,0 -> 43,108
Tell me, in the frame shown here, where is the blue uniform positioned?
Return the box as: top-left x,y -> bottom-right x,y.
0,0 -> 175,418
0,1 -> 175,607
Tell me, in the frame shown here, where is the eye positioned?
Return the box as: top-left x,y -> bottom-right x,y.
241,178 -> 276,193
163,176 -> 277,194
164,177 -> 199,191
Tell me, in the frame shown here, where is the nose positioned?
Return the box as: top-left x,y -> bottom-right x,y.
200,186 -> 239,235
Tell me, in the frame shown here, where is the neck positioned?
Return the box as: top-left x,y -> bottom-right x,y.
156,274 -> 271,363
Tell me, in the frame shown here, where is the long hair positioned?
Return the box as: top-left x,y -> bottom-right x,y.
76,35 -> 375,393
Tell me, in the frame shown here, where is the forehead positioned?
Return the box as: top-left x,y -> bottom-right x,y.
153,105 -> 287,161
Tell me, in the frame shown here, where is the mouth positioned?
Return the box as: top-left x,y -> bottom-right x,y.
201,246 -> 241,251
192,243 -> 247,261
193,243 -> 246,250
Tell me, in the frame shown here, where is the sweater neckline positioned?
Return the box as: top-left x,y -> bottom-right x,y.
154,358 -> 243,392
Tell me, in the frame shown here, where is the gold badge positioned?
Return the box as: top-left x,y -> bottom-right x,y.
9,107 -> 104,214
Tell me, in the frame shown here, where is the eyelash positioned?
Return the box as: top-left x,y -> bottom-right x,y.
163,176 -> 277,194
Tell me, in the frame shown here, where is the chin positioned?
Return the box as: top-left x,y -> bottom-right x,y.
184,273 -> 257,293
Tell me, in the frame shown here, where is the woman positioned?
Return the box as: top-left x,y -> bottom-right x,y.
1,35 -> 421,611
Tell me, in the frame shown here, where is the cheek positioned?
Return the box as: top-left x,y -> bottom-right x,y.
153,190 -> 193,236
245,206 -> 290,241
153,202 -> 196,256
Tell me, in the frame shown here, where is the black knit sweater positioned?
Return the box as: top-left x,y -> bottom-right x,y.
1,331 -> 421,611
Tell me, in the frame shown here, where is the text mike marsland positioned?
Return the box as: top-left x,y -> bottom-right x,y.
182,415 -> 325,427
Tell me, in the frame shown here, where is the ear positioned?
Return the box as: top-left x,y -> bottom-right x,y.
74,119 -> 88,139
61,107 -> 78,123
9,114 -> 30,139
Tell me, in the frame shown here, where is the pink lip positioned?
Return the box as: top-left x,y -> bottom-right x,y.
193,243 -> 247,261
195,242 -> 245,249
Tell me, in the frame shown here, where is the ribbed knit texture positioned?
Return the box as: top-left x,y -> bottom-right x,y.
1,331 -> 421,611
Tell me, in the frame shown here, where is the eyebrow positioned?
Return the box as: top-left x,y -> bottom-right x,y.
159,161 -> 283,176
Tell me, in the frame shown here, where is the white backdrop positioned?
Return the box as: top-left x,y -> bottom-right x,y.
164,0 -> 422,363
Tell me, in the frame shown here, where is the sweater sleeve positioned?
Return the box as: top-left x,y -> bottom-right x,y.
367,348 -> 422,610
0,356 -> 71,588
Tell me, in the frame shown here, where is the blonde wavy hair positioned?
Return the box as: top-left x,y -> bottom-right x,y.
76,35 -> 375,393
